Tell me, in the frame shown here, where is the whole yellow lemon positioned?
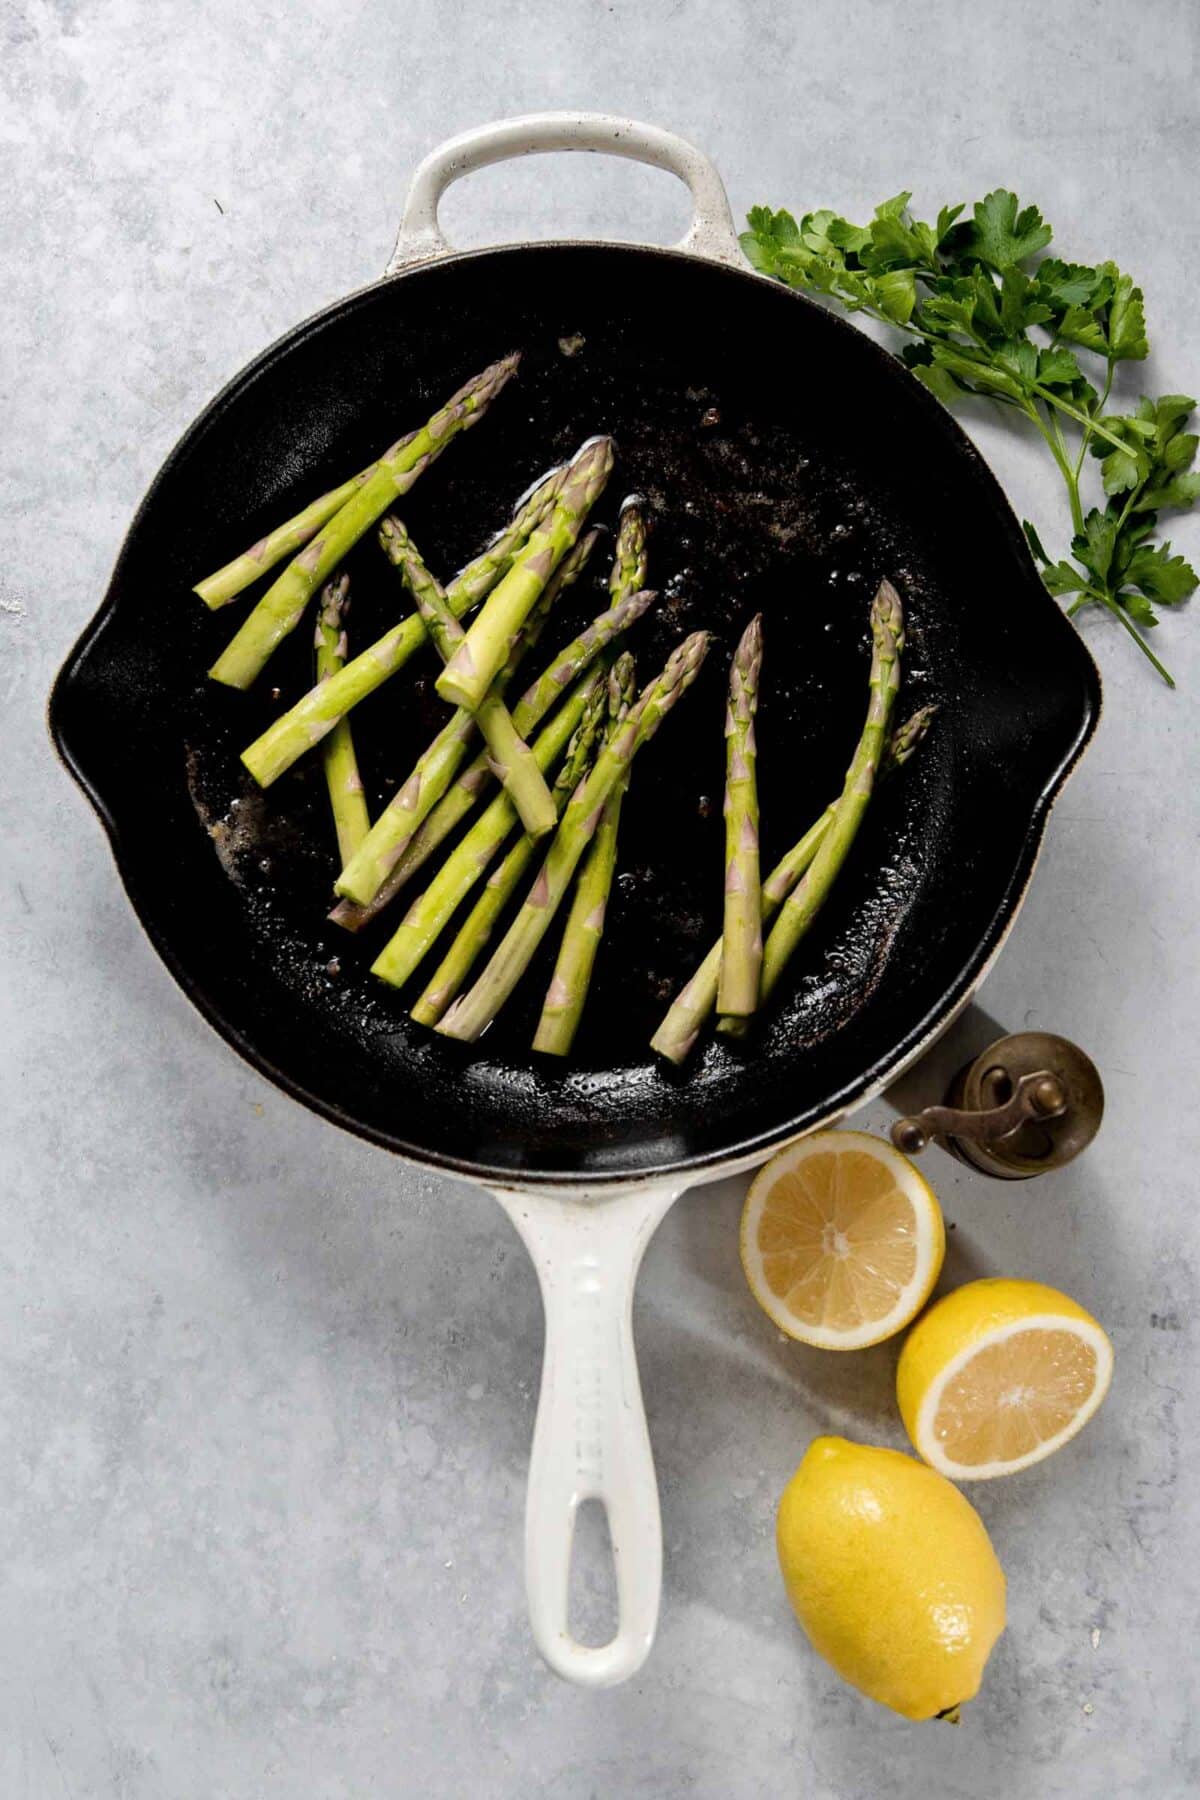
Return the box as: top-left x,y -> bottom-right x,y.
777,1435 -> 1006,1720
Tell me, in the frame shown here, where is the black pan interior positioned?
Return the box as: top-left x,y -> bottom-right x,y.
50,245 -> 1099,1184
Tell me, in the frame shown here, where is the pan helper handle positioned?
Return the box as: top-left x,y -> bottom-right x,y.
387,112 -> 743,272
490,1179 -> 683,1687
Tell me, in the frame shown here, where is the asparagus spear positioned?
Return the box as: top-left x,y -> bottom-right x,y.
515,505 -> 648,1028
437,631 -> 711,1043
379,516 -> 555,838
371,670 -> 609,989
609,496 -> 649,604
648,704 -> 936,1064
194,462 -> 377,609
313,576 -> 370,865
435,437 -> 614,710
411,681 -> 609,1026
240,463 -> 563,788
531,652 -> 637,1056
717,615 -> 764,1017
329,571 -> 652,932
210,353 -> 520,690
747,703 -> 934,919
755,580 -> 903,1007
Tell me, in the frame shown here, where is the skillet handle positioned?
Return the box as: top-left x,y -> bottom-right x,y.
386,112 -> 743,274
490,1179 -> 683,1686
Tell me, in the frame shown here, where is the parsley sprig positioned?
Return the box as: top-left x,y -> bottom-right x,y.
743,192 -> 1198,685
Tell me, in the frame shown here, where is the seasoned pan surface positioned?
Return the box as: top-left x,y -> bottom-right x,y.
51,244 -> 1100,1182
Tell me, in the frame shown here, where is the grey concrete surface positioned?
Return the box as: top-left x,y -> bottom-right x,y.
3,0 -> 1199,1793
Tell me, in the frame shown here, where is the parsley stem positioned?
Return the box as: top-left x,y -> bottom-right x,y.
1050,410 -> 1084,536
1111,484 -> 1142,541
858,304 -> 921,338
1066,586 -> 1174,684
1028,403 -> 1085,536
1031,385 -> 1131,458
1074,361 -> 1115,483
1097,591 -> 1176,687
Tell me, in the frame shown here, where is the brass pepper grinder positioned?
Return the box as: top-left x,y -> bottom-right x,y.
891,1031 -> 1104,1179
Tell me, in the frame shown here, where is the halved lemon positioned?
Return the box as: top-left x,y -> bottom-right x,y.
740,1131 -> 945,1350
897,1278 -> 1113,1479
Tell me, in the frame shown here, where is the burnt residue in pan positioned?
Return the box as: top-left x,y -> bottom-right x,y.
54,245 -> 1097,1179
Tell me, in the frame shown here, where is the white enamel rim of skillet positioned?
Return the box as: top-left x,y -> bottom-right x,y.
383,113 -> 1091,1689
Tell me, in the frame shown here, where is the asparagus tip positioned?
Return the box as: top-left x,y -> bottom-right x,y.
732,612 -> 764,681
872,577 -> 904,634
318,572 -> 350,623
567,433 -> 617,476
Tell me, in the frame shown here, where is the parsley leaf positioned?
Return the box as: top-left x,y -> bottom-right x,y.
1105,266 -> 1149,361
1043,562 -> 1089,596
1023,520 -> 1052,563
1124,542 -> 1199,606
1073,510 -> 1118,583
1121,590 -> 1160,627
1034,260 -> 1106,311
958,190 -> 1053,271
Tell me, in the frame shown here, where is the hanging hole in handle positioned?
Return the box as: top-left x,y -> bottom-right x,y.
567,1498 -> 620,1649
437,154 -> 695,256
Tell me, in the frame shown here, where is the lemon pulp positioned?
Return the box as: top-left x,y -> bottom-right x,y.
742,1132 -> 944,1350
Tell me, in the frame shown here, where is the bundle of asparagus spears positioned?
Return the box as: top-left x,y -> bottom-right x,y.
194,349 -> 932,1061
